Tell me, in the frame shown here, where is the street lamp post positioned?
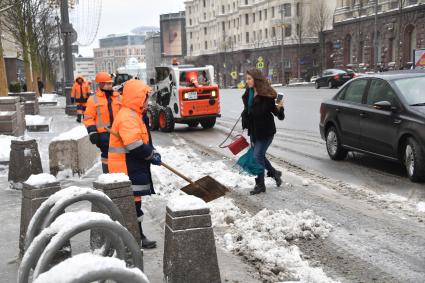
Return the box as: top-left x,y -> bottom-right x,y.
59,0 -> 76,114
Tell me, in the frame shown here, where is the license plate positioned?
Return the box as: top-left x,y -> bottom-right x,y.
186,92 -> 197,100
343,75 -> 350,79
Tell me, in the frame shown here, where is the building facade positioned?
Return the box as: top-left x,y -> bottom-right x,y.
324,0 -> 425,70
74,56 -> 95,82
184,0 -> 336,85
1,23 -> 24,86
94,34 -> 146,73
145,32 -> 162,81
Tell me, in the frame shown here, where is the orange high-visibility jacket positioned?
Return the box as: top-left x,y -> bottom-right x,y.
108,79 -> 154,197
71,76 -> 90,102
83,89 -> 121,134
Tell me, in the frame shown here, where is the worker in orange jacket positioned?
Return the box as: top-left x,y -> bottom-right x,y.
71,75 -> 91,123
83,72 -> 121,173
108,79 -> 159,249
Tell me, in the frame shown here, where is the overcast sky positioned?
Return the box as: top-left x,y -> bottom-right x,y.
77,0 -> 185,57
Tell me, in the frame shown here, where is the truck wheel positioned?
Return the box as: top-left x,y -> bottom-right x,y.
147,106 -> 159,131
200,118 -> 216,129
404,137 -> 425,182
188,121 -> 199,128
159,107 -> 175,133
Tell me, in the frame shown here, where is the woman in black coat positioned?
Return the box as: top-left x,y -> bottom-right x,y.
241,69 -> 285,195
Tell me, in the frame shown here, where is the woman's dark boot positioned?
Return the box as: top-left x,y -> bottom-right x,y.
250,178 -> 266,195
268,168 -> 283,187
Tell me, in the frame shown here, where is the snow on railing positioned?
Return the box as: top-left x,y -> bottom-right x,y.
18,186 -> 148,283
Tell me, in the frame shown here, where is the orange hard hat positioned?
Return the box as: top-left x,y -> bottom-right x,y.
95,72 -> 113,83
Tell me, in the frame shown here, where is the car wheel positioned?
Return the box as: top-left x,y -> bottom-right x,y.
315,81 -> 320,89
159,107 -> 175,133
200,118 -> 216,129
326,126 -> 348,160
404,137 -> 425,182
328,81 -> 333,89
147,106 -> 159,131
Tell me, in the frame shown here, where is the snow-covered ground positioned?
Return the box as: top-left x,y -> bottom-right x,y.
149,145 -> 339,283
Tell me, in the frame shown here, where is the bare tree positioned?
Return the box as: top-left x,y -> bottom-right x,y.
309,0 -> 333,72
0,2 -> 9,96
292,2 -> 313,79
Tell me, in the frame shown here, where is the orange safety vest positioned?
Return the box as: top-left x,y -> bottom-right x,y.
83,89 -> 121,133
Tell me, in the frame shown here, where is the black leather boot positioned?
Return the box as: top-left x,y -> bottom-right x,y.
267,168 -> 283,187
250,178 -> 266,195
139,224 -> 157,249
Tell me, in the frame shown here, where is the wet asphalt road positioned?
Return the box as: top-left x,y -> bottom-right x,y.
217,87 -> 425,202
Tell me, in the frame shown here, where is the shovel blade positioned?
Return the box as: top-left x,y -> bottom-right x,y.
181,176 -> 229,203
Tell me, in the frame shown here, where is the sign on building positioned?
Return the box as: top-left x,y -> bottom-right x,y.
414,49 -> 425,69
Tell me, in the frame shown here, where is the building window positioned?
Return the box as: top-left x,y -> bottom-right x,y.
222,5 -> 225,14
285,25 -> 292,37
264,9 -> 267,20
259,10 -> 262,21
265,28 -> 268,39
222,22 -> 225,32
245,14 -> 249,25
296,2 -> 301,16
272,27 -> 276,37
259,30 -> 262,40
253,31 -> 256,41
189,7 -> 191,14
190,32 -> 193,39
245,0 -> 248,4
204,13 -> 206,20
205,41 -> 208,49
246,32 -> 249,43
233,2 -> 236,10
272,6 -> 275,18
253,13 -> 255,23
203,0 -> 206,7
190,19 -> 192,26
283,3 -> 291,17
204,27 -> 207,35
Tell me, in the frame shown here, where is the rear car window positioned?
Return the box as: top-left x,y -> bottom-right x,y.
341,79 -> 368,104
366,79 -> 396,105
394,76 -> 425,105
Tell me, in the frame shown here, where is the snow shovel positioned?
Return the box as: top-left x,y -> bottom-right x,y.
161,162 -> 229,203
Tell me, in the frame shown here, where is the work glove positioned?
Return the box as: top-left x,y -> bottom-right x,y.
151,150 -> 162,166
89,132 -> 99,146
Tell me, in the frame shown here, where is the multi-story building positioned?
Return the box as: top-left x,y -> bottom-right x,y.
1,24 -> 24,86
184,0 -> 336,85
94,34 -> 146,74
145,32 -> 162,81
74,56 -> 95,83
324,0 -> 425,70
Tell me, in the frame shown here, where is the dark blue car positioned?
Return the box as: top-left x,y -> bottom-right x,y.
320,70 -> 425,182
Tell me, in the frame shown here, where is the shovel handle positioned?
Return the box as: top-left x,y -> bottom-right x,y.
160,162 -> 195,185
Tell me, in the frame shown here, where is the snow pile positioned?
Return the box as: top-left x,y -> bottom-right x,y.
38,93 -> 58,103
417,202 -> 425,213
25,115 -> 51,126
52,126 -> 88,141
33,253 -> 148,283
167,195 -> 207,212
25,174 -> 57,187
210,199 -> 335,282
97,173 -> 129,184
0,135 -> 16,162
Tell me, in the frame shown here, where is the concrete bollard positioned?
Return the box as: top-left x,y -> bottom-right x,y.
19,177 -> 61,257
93,177 -> 142,247
8,139 -> 43,189
0,111 -> 18,136
49,134 -> 99,176
9,92 -> 39,115
0,97 -> 25,136
163,195 -> 221,283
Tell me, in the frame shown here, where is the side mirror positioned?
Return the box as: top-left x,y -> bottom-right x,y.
149,78 -> 155,85
373,101 -> 396,111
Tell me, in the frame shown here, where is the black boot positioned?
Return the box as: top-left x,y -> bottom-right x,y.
267,168 -> 283,187
139,224 -> 157,249
76,114 -> 82,123
250,178 -> 266,195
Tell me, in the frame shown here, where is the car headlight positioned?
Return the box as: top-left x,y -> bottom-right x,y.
184,93 -> 189,99
212,91 -> 216,97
